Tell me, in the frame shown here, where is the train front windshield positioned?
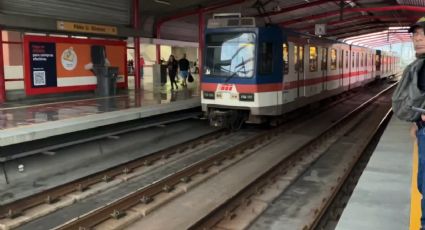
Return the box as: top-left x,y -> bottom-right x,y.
204,32 -> 256,78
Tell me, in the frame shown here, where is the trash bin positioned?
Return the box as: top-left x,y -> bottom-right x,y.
153,64 -> 168,88
160,64 -> 167,85
93,66 -> 118,97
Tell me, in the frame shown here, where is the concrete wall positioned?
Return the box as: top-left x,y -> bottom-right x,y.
2,31 -> 24,90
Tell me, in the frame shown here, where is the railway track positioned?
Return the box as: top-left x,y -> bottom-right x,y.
190,87 -> 394,230
0,125 -> 235,229
50,83 -> 395,230
0,80 -> 395,230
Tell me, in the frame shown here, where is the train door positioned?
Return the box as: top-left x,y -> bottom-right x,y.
340,49 -> 344,88
321,47 -> 328,91
375,50 -> 381,78
356,52 -> 359,83
294,44 -> 304,98
282,42 -> 290,103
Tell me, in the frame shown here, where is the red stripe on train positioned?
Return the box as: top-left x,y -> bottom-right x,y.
202,70 -> 374,93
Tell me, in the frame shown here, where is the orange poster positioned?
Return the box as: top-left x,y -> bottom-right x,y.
24,35 -> 127,95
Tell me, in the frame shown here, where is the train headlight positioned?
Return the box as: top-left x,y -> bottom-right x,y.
203,91 -> 215,99
239,93 -> 254,102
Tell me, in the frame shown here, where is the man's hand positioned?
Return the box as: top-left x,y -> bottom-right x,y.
411,123 -> 418,141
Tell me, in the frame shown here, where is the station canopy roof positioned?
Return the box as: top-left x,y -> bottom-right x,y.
146,0 -> 425,47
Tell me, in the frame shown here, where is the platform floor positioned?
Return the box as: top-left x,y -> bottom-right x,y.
0,75 -> 201,146
336,116 -> 413,230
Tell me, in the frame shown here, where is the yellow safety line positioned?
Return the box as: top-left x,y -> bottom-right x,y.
410,142 -> 421,230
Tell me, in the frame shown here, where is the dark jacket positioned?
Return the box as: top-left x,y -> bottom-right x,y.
167,59 -> 178,76
179,58 -> 190,71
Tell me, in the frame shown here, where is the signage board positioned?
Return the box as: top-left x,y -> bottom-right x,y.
315,24 -> 326,36
24,35 -> 127,95
57,21 -> 118,35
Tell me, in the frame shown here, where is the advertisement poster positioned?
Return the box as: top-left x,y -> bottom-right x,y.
24,35 -> 127,95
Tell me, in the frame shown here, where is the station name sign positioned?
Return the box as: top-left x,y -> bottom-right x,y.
56,21 -> 118,35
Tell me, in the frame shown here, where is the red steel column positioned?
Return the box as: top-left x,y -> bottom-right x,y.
198,11 -> 205,81
133,0 -> 141,92
155,22 -> 163,64
0,29 -> 5,103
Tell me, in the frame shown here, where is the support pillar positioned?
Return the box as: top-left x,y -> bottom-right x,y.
198,11 -> 205,81
0,29 -> 5,103
156,22 -> 163,64
132,0 -> 141,92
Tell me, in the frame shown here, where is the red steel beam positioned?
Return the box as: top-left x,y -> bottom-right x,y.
297,15 -> 416,31
330,23 -> 411,38
353,37 -> 409,44
0,29 -> 5,103
328,24 -> 394,36
337,26 -> 411,39
336,27 -> 393,39
343,29 -> 409,40
349,37 -> 411,44
327,21 -> 411,35
155,0 -> 245,63
281,5 -> 425,26
133,0 -> 141,92
363,40 -> 409,46
198,11 -> 205,81
257,0 -> 345,17
346,33 -> 411,43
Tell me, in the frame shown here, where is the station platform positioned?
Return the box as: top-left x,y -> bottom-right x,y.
336,116 -> 415,230
0,75 -> 201,147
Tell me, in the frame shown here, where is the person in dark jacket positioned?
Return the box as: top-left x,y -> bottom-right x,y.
178,53 -> 190,87
167,55 -> 179,90
409,16 -> 425,229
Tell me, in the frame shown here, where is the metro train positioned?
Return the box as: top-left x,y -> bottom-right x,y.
201,15 -> 400,128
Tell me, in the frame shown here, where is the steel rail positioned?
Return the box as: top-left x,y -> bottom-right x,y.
188,84 -> 396,230
54,84 -> 396,230
54,126 -> 280,230
0,129 -> 225,219
307,108 -> 393,230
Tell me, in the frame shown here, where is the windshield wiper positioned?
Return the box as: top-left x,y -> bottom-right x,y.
224,58 -> 248,83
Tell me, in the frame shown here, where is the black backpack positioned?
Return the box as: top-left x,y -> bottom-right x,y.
392,58 -> 425,122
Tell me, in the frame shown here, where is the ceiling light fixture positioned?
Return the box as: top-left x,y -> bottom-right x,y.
154,0 -> 171,5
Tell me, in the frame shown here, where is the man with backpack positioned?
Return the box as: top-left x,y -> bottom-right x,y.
394,16 -> 425,229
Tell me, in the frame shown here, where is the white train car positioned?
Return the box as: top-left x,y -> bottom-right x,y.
201,16 -> 399,127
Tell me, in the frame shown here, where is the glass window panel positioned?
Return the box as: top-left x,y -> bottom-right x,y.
204,32 -> 256,78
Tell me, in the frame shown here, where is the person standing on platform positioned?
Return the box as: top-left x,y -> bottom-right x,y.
408,17 -> 425,230
167,55 -> 179,90
178,53 -> 190,87
139,56 -> 145,79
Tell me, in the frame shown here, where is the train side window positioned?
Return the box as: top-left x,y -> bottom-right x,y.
283,43 -> 289,74
259,42 -> 273,74
330,48 -> 337,70
299,46 -> 304,73
345,51 -> 349,68
352,53 -> 355,68
339,50 -> 343,69
364,54 -> 368,67
294,45 -> 299,71
309,46 -> 318,72
360,53 -> 363,67
356,53 -> 359,68
322,48 -> 328,71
